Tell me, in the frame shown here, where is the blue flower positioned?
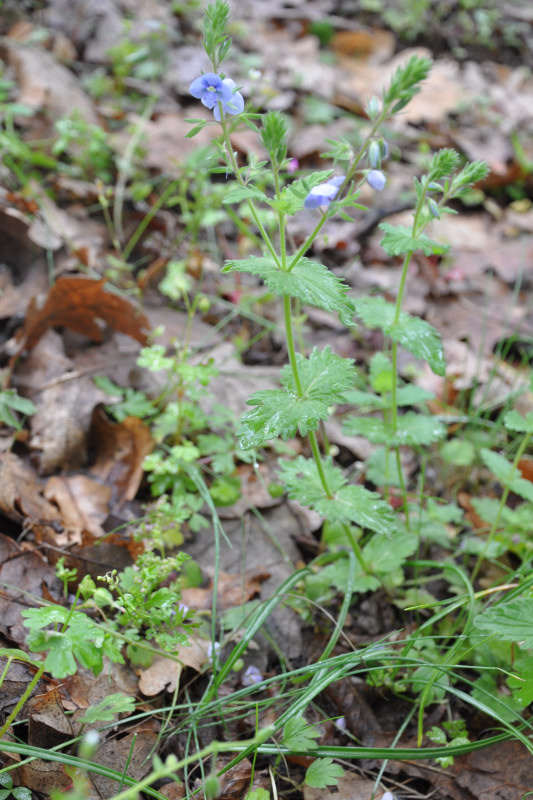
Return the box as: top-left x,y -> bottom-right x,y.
304,176 -> 345,209
189,73 -> 244,121
367,169 -> 386,191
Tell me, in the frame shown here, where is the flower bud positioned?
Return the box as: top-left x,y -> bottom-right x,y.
366,96 -> 380,119
367,169 -> 386,192
428,198 -> 440,218
368,140 -> 381,169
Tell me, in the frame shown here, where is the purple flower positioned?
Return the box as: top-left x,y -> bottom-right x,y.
241,665 -> 263,687
189,73 -> 244,121
367,169 -> 386,191
304,176 -> 345,209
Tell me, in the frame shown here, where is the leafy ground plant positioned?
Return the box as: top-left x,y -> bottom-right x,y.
2,2 -> 533,799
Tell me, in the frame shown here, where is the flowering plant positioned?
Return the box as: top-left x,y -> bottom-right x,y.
189,0 -> 486,552
186,0 -> 488,554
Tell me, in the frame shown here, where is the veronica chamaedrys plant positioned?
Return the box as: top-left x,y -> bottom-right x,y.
187,0 -> 488,577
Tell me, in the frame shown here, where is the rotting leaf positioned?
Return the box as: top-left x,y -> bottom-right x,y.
0,532 -> 61,643
19,276 -> 150,352
181,567 -> 271,611
88,404 -> 153,506
43,474 -> 112,543
0,452 -> 61,526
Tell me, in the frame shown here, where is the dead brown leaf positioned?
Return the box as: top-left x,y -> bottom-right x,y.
88,405 -> 153,506
90,722 -> 159,799
0,532 -> 61,644
0,452 -> 61,525
304,772 -> 378,800
44,474 -> 111,544
181,567 -> 271,611
19,276 -> 150,352
27,688 -> 75,750
17,759 -> 73,795
138,656 -> 182,697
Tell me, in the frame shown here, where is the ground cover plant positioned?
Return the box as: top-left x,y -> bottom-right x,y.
0,1 -> 532,799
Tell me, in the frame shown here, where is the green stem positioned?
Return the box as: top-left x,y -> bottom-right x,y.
283,295 -> 332,498
219,110 -> 280,267
0,663 -> 45,740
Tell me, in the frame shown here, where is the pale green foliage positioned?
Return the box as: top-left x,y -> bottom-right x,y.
304,757 -> 344,788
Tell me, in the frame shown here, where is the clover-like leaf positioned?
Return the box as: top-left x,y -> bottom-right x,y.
223,257 -> 355,326
354,296 -> 446,376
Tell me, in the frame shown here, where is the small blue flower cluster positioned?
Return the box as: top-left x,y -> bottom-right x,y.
189,72 -> 244,121
189,74 -> 389,207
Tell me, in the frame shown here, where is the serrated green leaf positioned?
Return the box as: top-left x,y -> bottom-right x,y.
282,715 -> 320,750
507,655 -> 533,707
476,597 -> 533,647
440,438 -> 475,466
304,758 -> 345,788
223,256 -> 355,326
379,223 -> 450,256
238,347 -> 356,448
504,409 -> 533,434
274,170 -> 333,214
395,385 -> 435,406
480,448 -> 533,502
79,693 -> 136,723
362,527 -> 418,571
354,296 -> 446,375
342,389 -> 385,409
278,456 -> 397,534
343,411 -> 446,446
223,184 -> 267,204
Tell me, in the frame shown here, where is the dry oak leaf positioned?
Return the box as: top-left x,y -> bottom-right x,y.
20,276 -> 150,352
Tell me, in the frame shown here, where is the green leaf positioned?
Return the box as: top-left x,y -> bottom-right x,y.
343,411 -> 446,446
507,655 -> 533,707
362,527 -> 418,572
223,256 -> 355,326
305,758 -> 345,788
354,296 -> 446,375
440,438 -> 475,466
475,596 -> 533,647
274,170 -> 333,214
480,448 -> 533,502
282,715 -> 320,750
246,789 -> 270,800
342,389 -> 385,409
383,54 -> 432,112
504,409 -> 533,434
79,693 -> 136,723
237,347 -> 356,448
278,456 -> 397,534
12,788 -> 32,800
223,184 -> 267,204
379,222 -> 450,257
